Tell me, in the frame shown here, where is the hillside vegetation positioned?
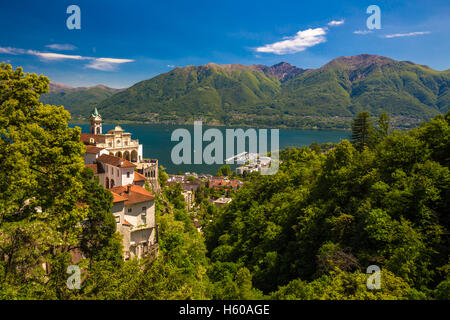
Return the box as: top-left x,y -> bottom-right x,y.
40,84 -> 121,120
205,111 -> 450,298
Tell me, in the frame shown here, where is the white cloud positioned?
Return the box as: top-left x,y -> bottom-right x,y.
86,58 -> 135,71
0,46 -> 25,54
384,31 -> 430,38
328,19 -> 344,26
85,60 -> 117,71
95,57 -> 134,64
29,51 -> 84,60
167,64 -> 175,68
45,44 -> 77,51
255,27 -> 327,55
353,30 -> 373,35
0,46 -> 134,71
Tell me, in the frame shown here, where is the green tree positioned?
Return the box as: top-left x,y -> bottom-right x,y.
376,112 -> 391,140
351,112 -> 375,150
158,165 -> 169,187
0,63 -> 121,298
216,164 -> 231,176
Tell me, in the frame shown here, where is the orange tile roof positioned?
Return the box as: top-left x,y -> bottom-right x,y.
97,154 -> 136,168
80,133 -> 106,145
110,184 -> 155,205
134,171 -> 146,182
111,191 -> 127,203
85,145 -> 104,154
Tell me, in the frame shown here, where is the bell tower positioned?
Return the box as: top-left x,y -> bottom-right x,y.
90,107 -> 102,135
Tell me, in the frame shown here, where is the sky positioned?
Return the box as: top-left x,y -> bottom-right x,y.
0,0 -> 448,88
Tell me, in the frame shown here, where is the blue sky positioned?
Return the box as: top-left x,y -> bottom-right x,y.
0,0 -> 448,88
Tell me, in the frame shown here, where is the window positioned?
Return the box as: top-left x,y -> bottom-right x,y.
125,141 -> 128,146
127,172 -> 130,178
142,206 -> 146,212
108,142 -> 112,147
128,208 -> 132,213
117,169 -> 119,177
141,214 -> 146,224
116,139 -> 121,145
115,216 -> 120,223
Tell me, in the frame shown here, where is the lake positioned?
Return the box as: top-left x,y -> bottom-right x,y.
70,123 -> 350,175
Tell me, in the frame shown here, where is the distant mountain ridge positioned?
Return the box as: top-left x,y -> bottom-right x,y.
41,83 -> 122,119
253,62 -> 307,82
41,54 -> 450,127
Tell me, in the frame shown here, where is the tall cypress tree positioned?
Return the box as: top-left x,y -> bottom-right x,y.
351,111 -> 374,150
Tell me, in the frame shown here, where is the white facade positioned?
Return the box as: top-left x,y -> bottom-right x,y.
112,189 -> 157,260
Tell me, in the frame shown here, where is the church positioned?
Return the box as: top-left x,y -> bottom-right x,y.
80,108 -> 143,163
78,109 -> 161,260
80,108 -> 160,192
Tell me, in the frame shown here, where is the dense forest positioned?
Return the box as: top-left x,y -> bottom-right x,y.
1,63 -> 449,299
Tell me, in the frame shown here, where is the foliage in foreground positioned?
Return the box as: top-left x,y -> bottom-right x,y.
206,111 -> 450,299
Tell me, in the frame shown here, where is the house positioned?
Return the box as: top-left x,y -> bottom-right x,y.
213,196 -> 232,207
84,145 -> 109,164
88,154 -> 137,189
208,177 -> 244,191
110,184 -> 158,260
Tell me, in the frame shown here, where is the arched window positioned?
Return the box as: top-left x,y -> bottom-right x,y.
105,177 -> 110,189
131,150 -> 138,162
116,139 -> 121,145
110,179 -> 115,188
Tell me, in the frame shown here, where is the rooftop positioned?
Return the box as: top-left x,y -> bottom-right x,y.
97,154 -> 136,168
80,132 -> 106,145
110,184 -> 155,205
85,145 -> 104,154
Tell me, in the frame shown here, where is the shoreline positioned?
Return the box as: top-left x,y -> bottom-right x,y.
68,119 -> 353,131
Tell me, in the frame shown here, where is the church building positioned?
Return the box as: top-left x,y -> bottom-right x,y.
80,108 -> 143,163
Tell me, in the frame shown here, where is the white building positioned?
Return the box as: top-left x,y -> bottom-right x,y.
213,196 -> 232,207
81,108 -> 143,162
83,134 -> 158,260
110,184 -> 158,260
81,108 -> 159,192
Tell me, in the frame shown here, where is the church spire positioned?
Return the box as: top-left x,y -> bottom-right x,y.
90,107 -> 102,135
92,107 -> 100,118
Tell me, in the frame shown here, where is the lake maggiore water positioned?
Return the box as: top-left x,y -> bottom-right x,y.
71,123 -> 350,175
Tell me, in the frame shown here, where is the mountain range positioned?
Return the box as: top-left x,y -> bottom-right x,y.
40,83 -> 122,119
40,54 -> 450,128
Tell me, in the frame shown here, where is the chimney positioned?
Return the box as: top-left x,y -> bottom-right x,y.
126,185 -> 131,193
